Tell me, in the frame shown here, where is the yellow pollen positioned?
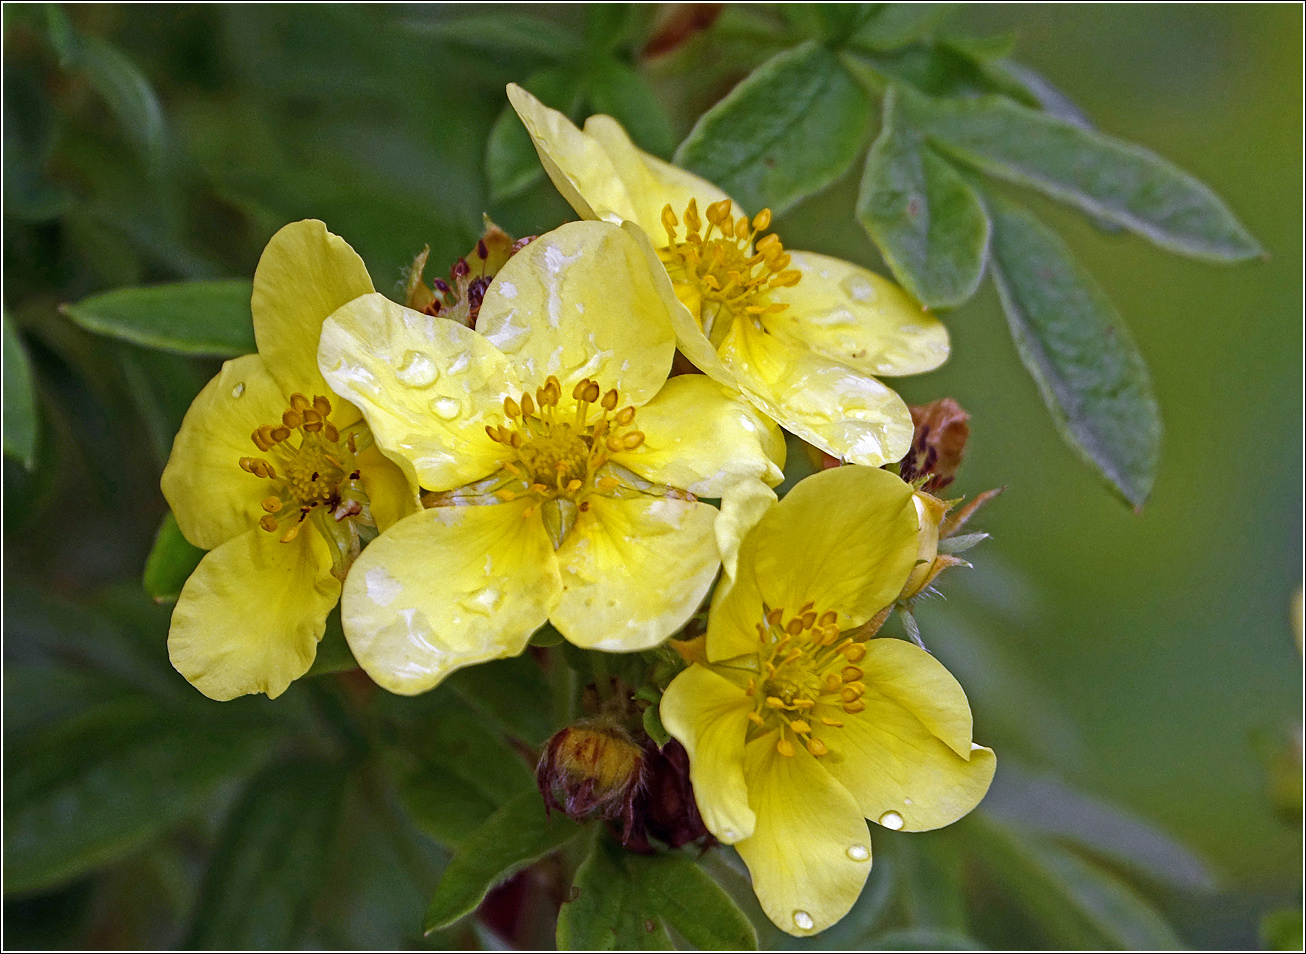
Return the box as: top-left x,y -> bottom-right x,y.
658,199 -> 801,347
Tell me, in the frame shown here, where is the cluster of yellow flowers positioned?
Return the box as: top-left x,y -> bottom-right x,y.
161,86 -> 994,937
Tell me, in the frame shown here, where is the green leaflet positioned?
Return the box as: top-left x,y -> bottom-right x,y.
142,512 -> 204,604
3,695 -> 272,895
186,763 -> 347,949
3,314 -> 39,469
557,836 -> 757,951
443,654 -> 554,745
965,813 -> 1183,949
850,3 -> 959,53
857,87 -> 989,309
61,279 -> 256,357
423,790 -> 583,933
116,344 -> 206,466
586,59 -> 674,159
676,41 -> 870,216
405,12 -> 581,62
914,92 -> 1262,261
985,192 -> 1161,509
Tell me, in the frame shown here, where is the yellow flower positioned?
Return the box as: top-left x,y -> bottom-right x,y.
319,220 -> 785,695
660,466 -> 995,936
506,84 -> 950,467
162,220 -> 417,700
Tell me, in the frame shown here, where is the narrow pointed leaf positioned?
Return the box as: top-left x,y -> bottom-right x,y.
423,790 -> 582,933
61,280 -> 255,356
187,764 -> 347,949
676,41 -> 871,215
858,88 -> 989,309
915,93 -> 1261,261
985,193 -> 1160,508
3,314 -> 39,469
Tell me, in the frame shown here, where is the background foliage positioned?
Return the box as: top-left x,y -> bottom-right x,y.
3,3 -> 1301,949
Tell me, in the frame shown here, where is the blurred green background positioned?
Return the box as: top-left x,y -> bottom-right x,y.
4,3 -> 1301,949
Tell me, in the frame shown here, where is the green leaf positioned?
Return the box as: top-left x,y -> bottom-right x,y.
558,837 -> 757,951
851,4 -> 958,52
43,7 -> 166,172
187,763 -> 347,948
406,13 -> 581,62
915,93 -> 1262,261
398,700 -> 536,848
889,831 -> 968,931
857,87 -> 989,309
117,344 -> 206,465
558,834 -> 670,950
984,192 -> 1161,508
142,512 -> 204,604
61,279 -> 256,357
423,790 -> 582,933
966,813 -> 1183,949
487,68 -> 584,204
3,696 -> 272,895
628,851 -> 758,950
586,60 -> 674,158
3,314 -> 39,469
641,704 -> 670,748
443,653 -> 554,745
304,611 -> 358,677
676,41 -> 871,216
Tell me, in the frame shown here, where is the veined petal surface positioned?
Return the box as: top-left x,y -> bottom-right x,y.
319,293 -> 518,492
659,664 -> 756,844
768,251 -> 950,377
476,221 -> 678,408
162,354 -> 289,550
340,501 -> 560,695
735,733 -> 872,937
551,495 -> 719,652
169,527 -> 339,700
252,219 -> 375,400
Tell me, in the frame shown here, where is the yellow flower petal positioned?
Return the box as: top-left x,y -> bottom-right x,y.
551,495 -> 719,652
169,528 -> 339,700
162,354 -> 288,550
767,252 -> 950,377
252,219 -> 375,400
612,374 -> 784,496
707,466 -> 919,661
818,639 -> 995,831
476,221 -> 678,408
719,318 -> 915,466
715,480 -> 777,585
659,664 -> 756,843
581,113 -> 733,236
339,501 -> 560,695
735,732 -> 872,937
356,442 -> 420,532
319,292 -> 519,492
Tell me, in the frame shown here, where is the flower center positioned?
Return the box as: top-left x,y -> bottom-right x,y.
658,198 -> 801,348
239,392 -> 377,578
426,375 -> 687,549
743,602 -> 869,758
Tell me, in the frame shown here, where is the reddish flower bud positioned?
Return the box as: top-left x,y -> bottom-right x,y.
900,398 -> 970,493
537,724 -> 644,823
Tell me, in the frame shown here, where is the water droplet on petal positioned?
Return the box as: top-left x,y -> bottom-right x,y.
396,350 -> 439,388
846,844 -> 870,862
879,810 -> 904,830
792,910 -> 814,931
231,382 -> 245,398
720,829 -> 737,842
903,797 -> 913,806
430,397 -> 461,420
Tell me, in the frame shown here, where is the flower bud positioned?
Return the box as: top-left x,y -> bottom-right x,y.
899,491 -> 952,601
900,398 -> 970,493
618,739 -> 710,853
537,723 -> 644,822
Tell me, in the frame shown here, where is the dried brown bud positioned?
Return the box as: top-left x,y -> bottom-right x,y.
537,724 -> 644,823
900,398 -> 970,493
618,739 -> 710,853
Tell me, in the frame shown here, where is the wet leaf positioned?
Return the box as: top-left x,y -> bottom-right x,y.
676,41 -> 871,215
